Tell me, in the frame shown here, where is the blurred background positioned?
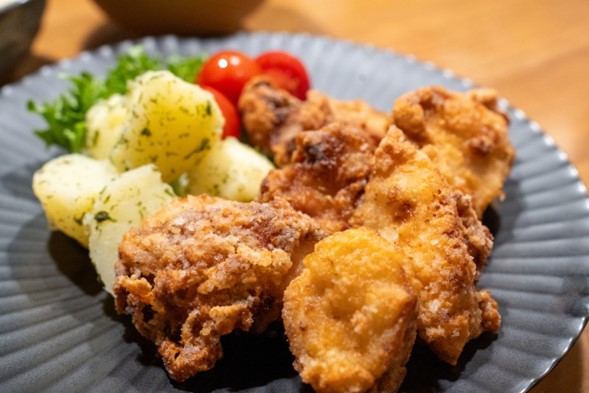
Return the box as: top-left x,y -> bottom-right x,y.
2,0 -> 589,391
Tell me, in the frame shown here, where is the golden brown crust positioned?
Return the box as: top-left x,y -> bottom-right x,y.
239,77 -> 388,166
351,126 -> 500,365
238,76 -> 305,157
258,122 -> 378,234
114,194 -> 324,382
392,86 -> 514,216
455,192 -> 494,274
283,228 -> 417,393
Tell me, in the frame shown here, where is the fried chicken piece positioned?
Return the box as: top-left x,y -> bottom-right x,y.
258,121 -> 377,234
351,126 -> 500,365
392,86 -> 514,216
114,195 -> 324,382
239,77 -> 388,166
283,228 -> 418,393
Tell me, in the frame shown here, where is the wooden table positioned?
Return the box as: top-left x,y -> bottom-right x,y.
7,0 -> 589,391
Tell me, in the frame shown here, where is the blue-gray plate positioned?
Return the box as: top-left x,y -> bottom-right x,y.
1,33 -> 588,393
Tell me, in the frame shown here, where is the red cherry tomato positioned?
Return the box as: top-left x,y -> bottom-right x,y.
202,86 -> 240,139
255,51 -> 310,100
197,50 -> 261,105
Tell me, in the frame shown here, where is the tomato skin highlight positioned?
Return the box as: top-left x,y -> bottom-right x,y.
255,51 -> 310,100
202,86 -> 241,139
197,50 -> 261,105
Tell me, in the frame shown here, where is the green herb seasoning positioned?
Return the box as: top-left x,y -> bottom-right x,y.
94,210 -> 115,223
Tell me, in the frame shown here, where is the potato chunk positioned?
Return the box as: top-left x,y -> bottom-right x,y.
85,93 -> 128,160
109,70 -> 224,182
84,164 -> 175,295
32,154 -> 118,247
185,137 -> 274,201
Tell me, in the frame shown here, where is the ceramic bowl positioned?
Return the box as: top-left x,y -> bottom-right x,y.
93,0 -> 264,36
0,0 -> 46,82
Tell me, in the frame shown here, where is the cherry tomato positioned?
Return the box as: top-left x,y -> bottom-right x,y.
197,50 -> 261,105
202,86 -> 240,139
255,51 -> 310,100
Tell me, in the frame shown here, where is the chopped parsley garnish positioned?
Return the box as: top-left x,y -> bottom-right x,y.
94,210 -> 115,223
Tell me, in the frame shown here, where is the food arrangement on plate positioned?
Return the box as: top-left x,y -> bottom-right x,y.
26,42 -> 518,393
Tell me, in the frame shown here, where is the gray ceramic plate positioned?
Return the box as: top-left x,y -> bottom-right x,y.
1,33 -> 588,393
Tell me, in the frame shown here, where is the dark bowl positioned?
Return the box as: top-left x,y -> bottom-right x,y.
0,0 -> 46,82
93,0 -> 265,36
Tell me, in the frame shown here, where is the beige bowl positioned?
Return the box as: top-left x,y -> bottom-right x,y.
93,0 -> 264,35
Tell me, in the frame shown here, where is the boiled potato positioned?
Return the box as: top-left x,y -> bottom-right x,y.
83,164 -> 174,295
85,93 -> 128,160
186,137 -> 274,201
109,71 -> 224,182
32,154 -> 118,247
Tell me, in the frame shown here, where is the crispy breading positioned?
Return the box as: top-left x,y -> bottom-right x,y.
455,191 -> 494,274
239,77 -> 388,166
392,86 -> 514,216
283,228 -> 418,393
113,195 -> 324,382
258,122 -> 377,234
351,126 -> 500,365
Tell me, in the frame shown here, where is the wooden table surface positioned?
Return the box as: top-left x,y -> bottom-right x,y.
7,0 -> 589,391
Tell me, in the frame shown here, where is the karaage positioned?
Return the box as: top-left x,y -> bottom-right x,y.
239,77 -> 388,166
351,126 -> 500,365
258,121 -> 377,234
392,86 -> 514,216
283,228 -> 418,393
114,194 -> 324,381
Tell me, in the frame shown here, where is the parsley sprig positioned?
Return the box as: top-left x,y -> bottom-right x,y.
28,47 -> 206,153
